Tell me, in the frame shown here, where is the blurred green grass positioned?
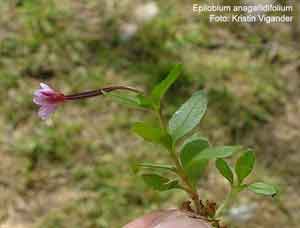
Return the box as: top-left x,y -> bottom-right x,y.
0,0 -> 299,227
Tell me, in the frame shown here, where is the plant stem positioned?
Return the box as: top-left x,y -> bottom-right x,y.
156,108 -> 166,134
171,150 -> 202,214
215,187 -> 237,218
156,107 -> 202,214
65,86 -> 142,100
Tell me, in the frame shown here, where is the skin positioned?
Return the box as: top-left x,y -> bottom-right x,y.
124,210 -> 212,228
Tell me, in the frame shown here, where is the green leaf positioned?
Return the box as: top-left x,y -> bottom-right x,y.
248,182 -> 278,196
194,146 -> 241,160
138,163 -> 176,172
180,138 -> 209,167
151,64 -> 182,108
132,122 -> 163,144
137,94 -> 153,109
235,150 -> 255,184
180,138 -> 209,185
164,179 -> 181,190
168,91 -> 207,142
141,174 -> 168,190
141,174 -> 181,191
216,159 -> 234,184
184,159 -> 208,185
106,93 -> 142,109
178,146 -> 239,185
159,134 -> 173,150
180,133 -> 204,148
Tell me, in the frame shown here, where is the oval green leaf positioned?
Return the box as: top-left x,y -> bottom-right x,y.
137,94 -> 154,109
141,174 -> 180,191
168,91 -> 207,142
235,150 -> 255,184
194,146 -> 241,160
216,158 -> 234,184
151,64 -> 182,108
132,122 -> 163,144
180,138 -> 209,167
138,163 -> 176,172
184,159 -> 208,185
248,182 -> 278,196
106,93 -> 142,109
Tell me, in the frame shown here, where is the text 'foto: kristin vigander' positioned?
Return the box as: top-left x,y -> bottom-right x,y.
209,14 -> 293,23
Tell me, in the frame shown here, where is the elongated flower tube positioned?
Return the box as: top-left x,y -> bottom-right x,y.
33,83 -> 141,120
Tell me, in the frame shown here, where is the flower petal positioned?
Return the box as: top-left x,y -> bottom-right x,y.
33,95 -> 49,105
40,83 -> 51,90
38,105 -> 57,120
34,90 -> 43,96
35,88 -> 54,98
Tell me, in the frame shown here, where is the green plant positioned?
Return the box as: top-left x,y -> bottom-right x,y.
110,64 -> 278,225
35,64 -> 278,227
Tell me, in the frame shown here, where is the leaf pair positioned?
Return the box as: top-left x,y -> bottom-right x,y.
179,138 -> 240,186
215,150 -> 278,196
106,64 -> 182,110
216,150 -> 255,186
216,150 -> 255,185
134,89 -> 209,148
131,64 -> 208,147
142,63 -> 208,144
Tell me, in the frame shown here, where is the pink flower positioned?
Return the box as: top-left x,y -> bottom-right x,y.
33,83 -> 65,120
33,83 -> 141,120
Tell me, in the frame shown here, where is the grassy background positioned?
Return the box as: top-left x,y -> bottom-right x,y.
0,0 -> 299,227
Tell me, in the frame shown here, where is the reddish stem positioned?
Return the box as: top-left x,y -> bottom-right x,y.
64,86 -> 141,100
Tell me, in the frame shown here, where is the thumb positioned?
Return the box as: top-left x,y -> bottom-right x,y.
124,210 -> 212,228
